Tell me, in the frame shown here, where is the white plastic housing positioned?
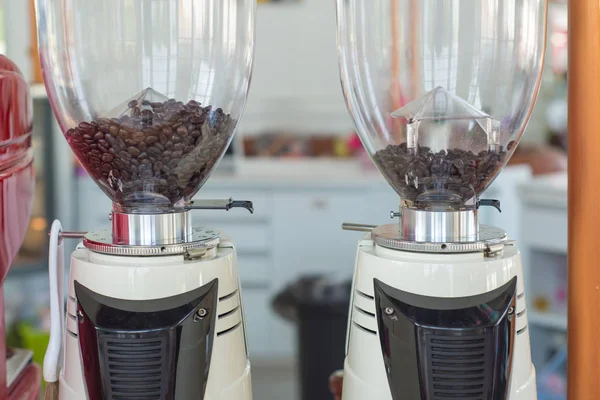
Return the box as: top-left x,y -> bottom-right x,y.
342,237 -> 537,400
58,237 -> 252,400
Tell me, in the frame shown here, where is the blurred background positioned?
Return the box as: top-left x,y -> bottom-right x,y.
0,0 -> 568,399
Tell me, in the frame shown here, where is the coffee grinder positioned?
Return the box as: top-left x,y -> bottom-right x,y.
35,1 -> 256,399
335,0 -> 547,399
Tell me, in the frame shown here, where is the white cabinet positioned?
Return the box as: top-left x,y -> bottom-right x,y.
242,288 -> 295,360
518,173 -> 568,368
271,190 -> 369,286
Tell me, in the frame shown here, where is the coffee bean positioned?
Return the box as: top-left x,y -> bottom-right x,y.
146,147 -> 161,158
89,150 -> 102,159
132,131 -> 145,143
177,126 -> 188,137
76,143 -> 90,152
374,144 -> 508,208
144,135 -> 158,145
67,98 -> 234,207
117,150 -> 131,160
101,163 -> 112,172
127,147 -> 141,157
79,121 -> 93,131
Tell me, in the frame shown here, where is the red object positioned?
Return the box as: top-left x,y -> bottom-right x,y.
8,364 -> 41,400
0,55 -> 37,399
347,133 -> 362,152
329,371 -> 343,400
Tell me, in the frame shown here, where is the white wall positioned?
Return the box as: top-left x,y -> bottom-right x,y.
239,1 -> 355,136
2,0 -> 32,80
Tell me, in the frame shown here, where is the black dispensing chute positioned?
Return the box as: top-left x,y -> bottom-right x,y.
477,199 -> 502,213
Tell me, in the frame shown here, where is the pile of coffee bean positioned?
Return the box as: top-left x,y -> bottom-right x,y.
67,98 -> 234,207
374,142 -> 515,207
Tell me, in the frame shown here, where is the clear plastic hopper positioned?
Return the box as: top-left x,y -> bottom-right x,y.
336,0 -> 547,212
36,0 -> 255,214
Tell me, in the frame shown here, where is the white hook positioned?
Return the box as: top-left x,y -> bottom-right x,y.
43,220 -> 65,384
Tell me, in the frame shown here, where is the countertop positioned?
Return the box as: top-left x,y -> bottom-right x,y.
518,172 -> 567,209
197,159 -> 392,190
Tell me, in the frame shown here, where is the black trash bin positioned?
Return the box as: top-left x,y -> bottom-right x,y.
272,274 -> 351,400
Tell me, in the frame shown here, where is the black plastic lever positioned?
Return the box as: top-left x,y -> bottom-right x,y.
228,200 -> 254,214
188,199 -> 254,214
477,199 -> 501,213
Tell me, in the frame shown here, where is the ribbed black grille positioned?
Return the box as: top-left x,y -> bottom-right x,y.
99,334 -> 171,400
425,334 -> 490,400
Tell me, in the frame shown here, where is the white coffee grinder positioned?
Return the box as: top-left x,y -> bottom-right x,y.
35,1 -> 256,399
335,0 -> 547,399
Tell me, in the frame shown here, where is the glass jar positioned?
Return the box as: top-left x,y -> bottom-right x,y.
36,0 -> 256,213
336,0 -> 547,210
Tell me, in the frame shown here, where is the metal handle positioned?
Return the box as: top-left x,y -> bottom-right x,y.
342,223 -> 377,232
48,231 -> 87,241
188,198 -> 254,214
59,231 -> 87,239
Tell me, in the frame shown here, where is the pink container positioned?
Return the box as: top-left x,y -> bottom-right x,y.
0,55 -> 36,399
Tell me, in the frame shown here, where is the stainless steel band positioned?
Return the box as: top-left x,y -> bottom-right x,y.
399,208 -> 478,243
342,207 -> 508,254
111,210 -> 193,246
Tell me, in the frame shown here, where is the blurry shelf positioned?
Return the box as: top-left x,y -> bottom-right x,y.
30,83 -> 47,100
529,311 -> 567,331
7,261 -> 47,279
